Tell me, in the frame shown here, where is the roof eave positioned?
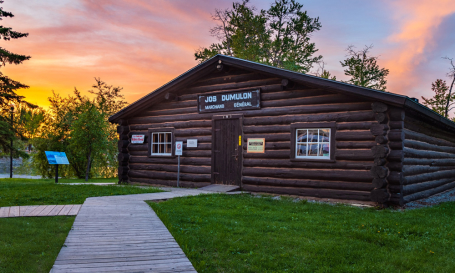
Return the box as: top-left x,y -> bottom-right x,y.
108,56 -> 221,123
109,54 -> 455,132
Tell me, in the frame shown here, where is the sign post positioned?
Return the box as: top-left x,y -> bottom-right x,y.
175,141 -> 183,187
45,151 -> 70,183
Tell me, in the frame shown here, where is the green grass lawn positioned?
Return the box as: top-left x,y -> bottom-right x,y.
149,194 -> 455,273
0,216 -> 75,273
4,177 -> 119,183
0,178 -> 163,272
0,178 -> 163,207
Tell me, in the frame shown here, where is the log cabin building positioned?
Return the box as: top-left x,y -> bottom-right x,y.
109,55 -> 455,206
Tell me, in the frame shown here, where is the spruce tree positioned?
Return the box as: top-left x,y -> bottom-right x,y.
0,0 -> 31,155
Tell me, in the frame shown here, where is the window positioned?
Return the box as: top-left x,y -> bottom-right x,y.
148,128 -> 174,157
291,122 -> 336,161
296,129 -> 330,159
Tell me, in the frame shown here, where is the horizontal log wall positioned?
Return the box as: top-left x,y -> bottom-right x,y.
401,112 -> 455,204
124,67 -> 379,200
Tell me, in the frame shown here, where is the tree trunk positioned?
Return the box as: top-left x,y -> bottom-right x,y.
445,76 -> 455,118
85,148 -> 91,182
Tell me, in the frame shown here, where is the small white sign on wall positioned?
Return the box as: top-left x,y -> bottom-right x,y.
131,135 -> 145,144
187,139 -> 198,148
175,141 -> 183,156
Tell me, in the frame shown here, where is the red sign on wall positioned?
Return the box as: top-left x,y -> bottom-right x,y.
131,135 -> 145,144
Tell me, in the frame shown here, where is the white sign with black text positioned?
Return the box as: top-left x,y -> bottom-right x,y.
187,139 -> 198,148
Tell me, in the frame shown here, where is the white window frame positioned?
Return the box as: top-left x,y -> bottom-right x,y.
295,128 -> 331,160
151,132 -> 173,156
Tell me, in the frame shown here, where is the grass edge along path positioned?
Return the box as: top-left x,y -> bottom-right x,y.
0,179 -> 163,207
0,216 -> 75,273
0,178 -> 120,184
149,194 -> 455,273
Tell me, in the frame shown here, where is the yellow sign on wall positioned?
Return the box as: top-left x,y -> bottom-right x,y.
247,138 -> 265,153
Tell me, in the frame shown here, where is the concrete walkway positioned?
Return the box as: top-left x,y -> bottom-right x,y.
0,205 -> 81,218
50,188 -> 222,273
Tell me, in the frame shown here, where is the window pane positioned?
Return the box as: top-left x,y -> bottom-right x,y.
296,143 -> 307,157
158,144 -> 165,153
308,144 -> 318,156
308,130 -> 318,143
320,143 -> 330,157
165,143 -> 172,154
153,133 -> 158,143
319,129 -> 330,142
166,133 -> 172,143
152,144 -> 158,154
297,130 -> 307,142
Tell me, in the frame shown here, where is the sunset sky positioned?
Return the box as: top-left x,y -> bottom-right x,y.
3,0 -> 455,111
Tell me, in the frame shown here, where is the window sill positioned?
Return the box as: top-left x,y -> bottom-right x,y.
147,155 -> 176,158
290,158 -> 336,163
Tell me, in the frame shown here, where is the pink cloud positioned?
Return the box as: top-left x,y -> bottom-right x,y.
382,0 -> 455,95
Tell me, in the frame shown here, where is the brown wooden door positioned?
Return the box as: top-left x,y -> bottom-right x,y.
212,116 -> 242,185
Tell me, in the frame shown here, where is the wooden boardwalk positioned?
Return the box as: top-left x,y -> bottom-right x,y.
50,188 -> 220,273
0,205 -> 81,218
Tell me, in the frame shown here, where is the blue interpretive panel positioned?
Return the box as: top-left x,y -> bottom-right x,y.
45,151 -> 70,165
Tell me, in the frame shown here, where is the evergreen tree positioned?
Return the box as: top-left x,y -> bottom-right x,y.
422,79 -> 454,118
195,0 -> 322,73
340,45 -> 389,91
0,0 -> 31,156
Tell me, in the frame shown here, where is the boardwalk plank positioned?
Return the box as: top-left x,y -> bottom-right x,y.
51,259 -> 192,271
58,205 -> 74,216
22,206 -> 40,216
0,204 -> 81,218
37,205 -> 57,216
9,206 -> 20,217
54,254 -> 188,264
68,205 -> 81,215
56,249 -> 184,260
20,206 -> 34,216
0,207 -> 9,218
50,189 -> 211,272
48,205 -> 65,216
28,205 -> 48,216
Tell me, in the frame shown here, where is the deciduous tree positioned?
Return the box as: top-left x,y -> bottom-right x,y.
32,79 -> 127,179
68,101 -> 109,181
421,79 -> 454,118
340,45 -> 389,91
314,62 -> 336,80
443,57 -> 455,118
195,0 -> 322,73
422,57 -> 455,119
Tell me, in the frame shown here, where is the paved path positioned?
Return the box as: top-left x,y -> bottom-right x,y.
50,188 -> 223,273
0,205 -> 81,218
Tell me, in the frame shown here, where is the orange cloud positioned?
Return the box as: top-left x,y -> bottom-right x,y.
382,0 -> 455,95
2,0 -> 224,108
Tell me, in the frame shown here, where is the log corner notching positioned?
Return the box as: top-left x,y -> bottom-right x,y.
370,102 -> 391,204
